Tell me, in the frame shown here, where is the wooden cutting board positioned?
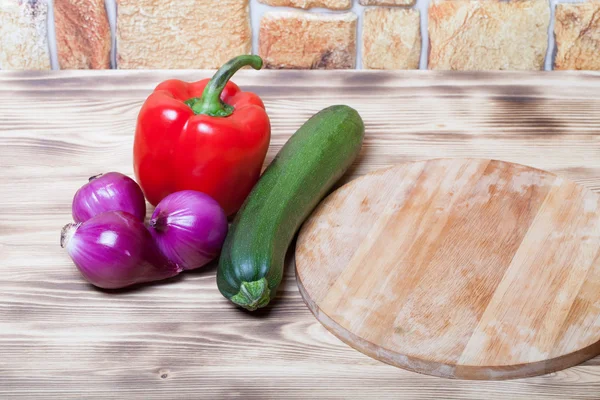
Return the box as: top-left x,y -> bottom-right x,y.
296,158 -> 600,380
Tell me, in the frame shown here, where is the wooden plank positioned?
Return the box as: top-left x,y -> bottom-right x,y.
1,70 -> 600,398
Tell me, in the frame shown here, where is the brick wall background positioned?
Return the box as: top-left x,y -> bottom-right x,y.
1,0 -> 599,71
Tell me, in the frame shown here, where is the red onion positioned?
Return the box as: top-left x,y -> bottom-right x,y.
72,172 -> 146,223
61,211 -> 182,289
148,190 -> 228,270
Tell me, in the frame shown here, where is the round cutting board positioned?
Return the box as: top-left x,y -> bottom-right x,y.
295,159 -> 600,380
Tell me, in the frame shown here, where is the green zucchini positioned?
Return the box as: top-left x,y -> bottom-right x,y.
216,105 -> 365,311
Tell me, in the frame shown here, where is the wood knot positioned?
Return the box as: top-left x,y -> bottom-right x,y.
158,369 -> 169,379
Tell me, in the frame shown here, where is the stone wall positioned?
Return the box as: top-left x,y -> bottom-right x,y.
0,0 -> 598,70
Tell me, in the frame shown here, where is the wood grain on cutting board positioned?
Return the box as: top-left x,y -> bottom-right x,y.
296,158 -> 600,380
1,70 -> 600,398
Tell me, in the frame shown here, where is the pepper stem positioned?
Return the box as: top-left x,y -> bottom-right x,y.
187,55 -> 263,117
230,278 -> 271,311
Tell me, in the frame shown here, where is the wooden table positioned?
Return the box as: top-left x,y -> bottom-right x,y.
1,70 -> 600,399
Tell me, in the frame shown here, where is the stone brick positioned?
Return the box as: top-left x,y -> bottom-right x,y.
117,0 -> 251,69
428,0 -> 549,70
360,0 -> 415,6
54,0 -> 111,69
258,0 -> 351,10
0,0 -> 50,70
259,11 -> 357,69
363,8 -> 421,70
555,2 -> 600,70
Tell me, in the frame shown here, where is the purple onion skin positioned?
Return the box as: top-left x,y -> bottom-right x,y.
61,211 -> 182,289
149,190 -> 228,271
72,172 -> 146,223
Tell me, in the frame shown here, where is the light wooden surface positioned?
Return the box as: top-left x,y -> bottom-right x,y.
296,158 -> 600,380
1,70 -> 600,398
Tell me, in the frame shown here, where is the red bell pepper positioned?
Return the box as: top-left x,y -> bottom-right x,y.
133,55 -> 271,216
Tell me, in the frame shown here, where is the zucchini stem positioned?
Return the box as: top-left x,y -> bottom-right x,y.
231,278 -> 271,311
